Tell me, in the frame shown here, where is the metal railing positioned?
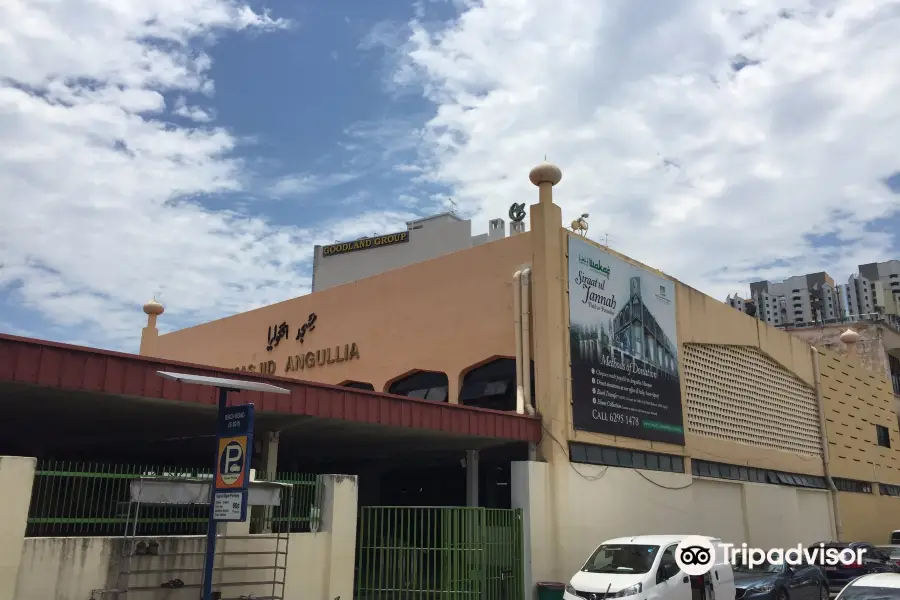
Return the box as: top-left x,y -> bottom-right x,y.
354,506 -> 524,600
26,461 -> 321,537
26,461 -> 211,537
252,471 -> 323,533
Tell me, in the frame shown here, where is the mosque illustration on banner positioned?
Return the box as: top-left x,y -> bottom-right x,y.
571,275 -> 679,379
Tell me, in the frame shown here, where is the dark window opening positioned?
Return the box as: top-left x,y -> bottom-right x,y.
388,371 -> 449,402
833,478 -> 872,494
876,424 -> 891,448
340,381 -> 375,391
692,459 -> 827,489
569,442 -> 684,474
889,355 -> 900,396
880,483 -> 900,497
459,358 -> 533,411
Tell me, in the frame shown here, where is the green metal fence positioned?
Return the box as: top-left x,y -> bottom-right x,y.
26,461 -> 212,537
354,506 -> 524,600
26,461 -> 321,537
252,471 -> 322,533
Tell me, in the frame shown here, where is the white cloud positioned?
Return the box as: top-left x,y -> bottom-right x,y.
0,0 -> 400,350
173,96 -> 215,122
268,172 -> 361,198
395,0 -> 900,299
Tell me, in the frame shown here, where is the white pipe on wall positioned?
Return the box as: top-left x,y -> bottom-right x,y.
513,270 -> 525,415
811,345 -> 843,541
521,268 -> 534,416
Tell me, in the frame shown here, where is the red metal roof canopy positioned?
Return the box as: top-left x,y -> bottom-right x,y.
0,333 -> 540,442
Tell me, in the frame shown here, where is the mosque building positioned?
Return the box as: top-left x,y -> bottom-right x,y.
138,162 -> 900,581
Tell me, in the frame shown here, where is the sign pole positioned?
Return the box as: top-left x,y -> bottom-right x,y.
202,386 -> 229,600
154,370 -> 282,600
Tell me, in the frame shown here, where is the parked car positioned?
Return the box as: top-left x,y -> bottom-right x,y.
834,573 -> 900,600
733,557 -> 829,600
890,531 -> 900,545
878,547 -> 900,569
812,542 -> 900,594
563,535 -> 735,600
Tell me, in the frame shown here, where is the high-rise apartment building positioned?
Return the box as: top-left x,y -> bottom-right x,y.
725,272 -> 843,327
841,260 -> 900,317
725,261 -> 900,400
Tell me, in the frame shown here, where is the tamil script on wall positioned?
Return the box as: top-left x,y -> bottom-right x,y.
568,236 -> 685,445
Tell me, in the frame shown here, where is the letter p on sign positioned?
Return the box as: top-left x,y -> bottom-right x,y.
216,437 -> 248,488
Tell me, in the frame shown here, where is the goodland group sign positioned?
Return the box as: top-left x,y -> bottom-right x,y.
568,236 -> 685,445
322,231 -> 409,257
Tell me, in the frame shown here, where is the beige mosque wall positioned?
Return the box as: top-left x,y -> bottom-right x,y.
524,166 -> 898,583
139,160 -> 900,493
139,160 -> 900,497
141,232 -> 534,399
136,161 -> 900,578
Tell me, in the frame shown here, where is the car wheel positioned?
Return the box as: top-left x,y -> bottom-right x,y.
776,589 -> 789,600
820,584 -> 829,600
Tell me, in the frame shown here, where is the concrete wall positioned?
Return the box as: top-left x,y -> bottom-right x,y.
789,321 -> 899,382
15,533 -> 330,600
816,348 -> 900,484
839,491 -> 900,545
513,460 -> 832,586
814,347 -> 900,542
10,473 -> 358,600
0,456 -> 35,600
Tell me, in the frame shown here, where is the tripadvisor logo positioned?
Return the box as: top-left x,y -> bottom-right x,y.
674,537 -> 866,576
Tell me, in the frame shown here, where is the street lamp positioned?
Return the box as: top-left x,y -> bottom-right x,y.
156,371 -> 290,600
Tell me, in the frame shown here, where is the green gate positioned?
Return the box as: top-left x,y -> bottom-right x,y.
355,506 -> 524,600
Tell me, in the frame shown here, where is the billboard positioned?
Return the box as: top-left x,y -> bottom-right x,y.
568,236 -> 684,445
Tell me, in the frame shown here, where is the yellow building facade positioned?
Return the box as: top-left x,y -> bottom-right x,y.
140,163 -> 900,580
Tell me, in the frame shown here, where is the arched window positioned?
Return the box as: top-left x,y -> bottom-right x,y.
387,371 -> 448,402
339,381 -> 375,391
459,358 -> 531,411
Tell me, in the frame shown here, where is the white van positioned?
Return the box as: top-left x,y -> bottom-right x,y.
563,535 -> 736,600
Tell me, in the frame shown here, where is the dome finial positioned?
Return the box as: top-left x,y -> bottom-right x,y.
840,327 -> 861,362
840,328 -> 860,345
529,161 -> 562,187
143,297 -> 164,316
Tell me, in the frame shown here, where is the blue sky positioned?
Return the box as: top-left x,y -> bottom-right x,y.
1,0 -> 898,351
193,1 -> 450,226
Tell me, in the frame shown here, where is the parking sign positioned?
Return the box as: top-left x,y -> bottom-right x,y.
215,436 -> 248,488
214,403 -> 254,493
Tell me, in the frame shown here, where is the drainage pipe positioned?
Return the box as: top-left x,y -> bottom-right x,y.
513,270 -> 525,415
812,345 -> 843,541
521,268 -> 535,416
